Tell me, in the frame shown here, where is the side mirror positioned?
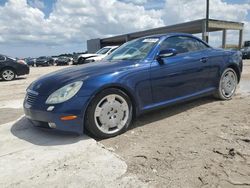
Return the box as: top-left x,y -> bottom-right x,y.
157,48 -> 177,63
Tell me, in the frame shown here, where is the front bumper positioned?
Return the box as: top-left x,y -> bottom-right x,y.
242,53 -> 250,59
56,61 -> 68,65
23,92 -> 91,134
36,61 -> 49,66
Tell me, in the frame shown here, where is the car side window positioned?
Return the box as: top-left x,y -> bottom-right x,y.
0,55 -> 6,62
181,37 -> 208,52
160,36 -> 209,54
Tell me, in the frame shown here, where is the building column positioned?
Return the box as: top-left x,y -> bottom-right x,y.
125,35 -> 130,42
202,20 -> 209,42
239,29 -> 243,49
222,29 -> 227,48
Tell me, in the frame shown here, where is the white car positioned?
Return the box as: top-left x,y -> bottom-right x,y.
76,46 -> 118,64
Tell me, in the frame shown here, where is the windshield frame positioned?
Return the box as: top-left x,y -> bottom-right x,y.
96,48 -> 111,55
105,37 -> 160,61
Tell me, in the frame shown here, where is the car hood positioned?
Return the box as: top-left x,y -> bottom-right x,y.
28,60 -> 138,96
88,55 -> 105,61
78,53 -> 98,58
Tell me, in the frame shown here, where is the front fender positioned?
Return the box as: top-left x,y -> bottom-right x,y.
78,64 -> 152,115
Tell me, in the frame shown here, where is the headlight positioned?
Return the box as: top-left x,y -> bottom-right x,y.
46,81 -> 83,104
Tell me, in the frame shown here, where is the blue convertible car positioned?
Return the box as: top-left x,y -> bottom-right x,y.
24,33 -> 242,138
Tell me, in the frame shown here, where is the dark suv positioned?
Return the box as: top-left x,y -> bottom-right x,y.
36,56 -> 54,66
0,54 -> 29,81
241,47 -> 250,59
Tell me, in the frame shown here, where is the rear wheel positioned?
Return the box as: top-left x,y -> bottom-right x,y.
1,68 -> 16,81
214,68 -> 238,100
85,88 -> 133,138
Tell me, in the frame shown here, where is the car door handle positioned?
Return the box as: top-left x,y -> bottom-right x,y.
200,57 -> 207,63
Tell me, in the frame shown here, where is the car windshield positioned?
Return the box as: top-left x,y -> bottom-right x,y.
38,56 -> 46,59
96,48 -> 111,55
106,38 -> 159,61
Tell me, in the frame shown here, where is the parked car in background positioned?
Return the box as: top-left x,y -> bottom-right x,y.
55,56 -> 71,66
23,33 -> 242,138
36,56 -> 54,66
244,41 -> 250,47
51,57 -> 58,63
25,58 -> 36,66
73,53 -> 85,64
0,54 -> 29,81
75,46 -> 118,65
240,47 -> 250,59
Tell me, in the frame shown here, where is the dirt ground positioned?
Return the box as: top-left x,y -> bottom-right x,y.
101,60 -> 250,188
0,61 -> 250,187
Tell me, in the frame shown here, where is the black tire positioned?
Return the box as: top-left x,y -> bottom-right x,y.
214,68 -> 238,100
78,57 -> 84,64
1,68 -> 16,81
85,88 -> 133,139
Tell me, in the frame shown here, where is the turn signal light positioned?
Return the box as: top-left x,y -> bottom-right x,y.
60,115 -> 77,121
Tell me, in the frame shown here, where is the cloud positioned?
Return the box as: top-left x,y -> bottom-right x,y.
162,0 -> 250,46
0,0 -> 47,44
163,0 -> 250,23
49,0 -> 163,41
0,0 -> 249,57
0,0 -> 163,46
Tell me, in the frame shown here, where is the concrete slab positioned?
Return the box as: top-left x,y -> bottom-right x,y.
0,117 -> 146,187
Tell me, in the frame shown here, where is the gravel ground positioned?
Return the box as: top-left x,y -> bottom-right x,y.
0,61 -> 250,187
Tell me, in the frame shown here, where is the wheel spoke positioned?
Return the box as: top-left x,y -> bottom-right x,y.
120,102 -> 128,111
101,123 -> 110,132
107,95 -> 116,103
94,106 -> 102,117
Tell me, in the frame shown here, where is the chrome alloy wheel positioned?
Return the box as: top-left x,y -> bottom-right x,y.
220,69 -> 237,98
94,94 -> 129,134
2,69 -> 15,81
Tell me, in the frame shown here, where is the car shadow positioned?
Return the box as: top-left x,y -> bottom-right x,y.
11,96 -> 218,143
10,117 -> 89,146
0,77 -> 26,82
130,96 -> 217,130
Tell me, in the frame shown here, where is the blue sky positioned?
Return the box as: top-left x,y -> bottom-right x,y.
0,0 -> 249,57
27,0 -> 56,18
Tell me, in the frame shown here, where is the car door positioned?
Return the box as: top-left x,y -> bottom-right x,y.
150,36 -> 213,105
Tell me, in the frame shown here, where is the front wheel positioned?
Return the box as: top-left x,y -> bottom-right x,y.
214,68 -> 238,100
85,88 -> 133,138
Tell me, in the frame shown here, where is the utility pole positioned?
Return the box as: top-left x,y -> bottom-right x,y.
205,0 -> 209,43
